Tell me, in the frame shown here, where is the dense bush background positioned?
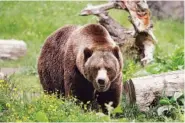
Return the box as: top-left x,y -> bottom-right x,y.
0,1 -> 184,122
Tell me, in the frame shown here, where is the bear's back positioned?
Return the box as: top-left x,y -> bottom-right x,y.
78,24 -> 115,46
38,25 -> 78,94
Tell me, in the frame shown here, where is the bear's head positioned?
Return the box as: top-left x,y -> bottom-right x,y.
84,46 -> 123,92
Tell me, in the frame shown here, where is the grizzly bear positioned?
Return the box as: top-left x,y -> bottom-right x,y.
38,24 -> 123,113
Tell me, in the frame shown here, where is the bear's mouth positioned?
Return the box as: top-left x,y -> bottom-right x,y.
93,82 -> 110,92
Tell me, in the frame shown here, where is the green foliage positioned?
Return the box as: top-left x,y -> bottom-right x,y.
122,60 -> 142,81
117,93 -> 184,122
0,79 -> 110,122
156,92 -> 184,120
122,46 -> 184,80
146,46 -> 184,74
35,111 -> 49,122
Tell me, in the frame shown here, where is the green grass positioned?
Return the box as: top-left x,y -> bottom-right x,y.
0,1 -> 184,122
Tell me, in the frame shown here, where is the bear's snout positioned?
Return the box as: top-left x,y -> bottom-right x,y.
97,78 -> 105,85
95,68 -> 110,92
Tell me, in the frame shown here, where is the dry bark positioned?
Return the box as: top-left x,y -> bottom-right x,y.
0,39 -> 27,60
124,70 -> 184,111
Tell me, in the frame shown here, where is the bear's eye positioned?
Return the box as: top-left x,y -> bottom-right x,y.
105,67 -> 112,72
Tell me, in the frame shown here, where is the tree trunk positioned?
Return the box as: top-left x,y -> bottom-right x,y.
0,39 -> 27,60
124,70 -> 184,111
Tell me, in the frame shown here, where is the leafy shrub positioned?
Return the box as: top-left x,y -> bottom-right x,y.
146,46 -> 184,74
118,93 -> 184,122
157,92 -> 184,120
0,79 -> 110,122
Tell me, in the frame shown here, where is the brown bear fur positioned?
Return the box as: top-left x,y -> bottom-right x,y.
38,24 -> 123,113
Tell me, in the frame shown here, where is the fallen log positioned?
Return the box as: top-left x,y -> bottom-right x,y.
124,70 -> 184,111
0,39 -> 27,60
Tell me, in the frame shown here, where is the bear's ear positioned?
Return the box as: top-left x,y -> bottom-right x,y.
113,46 -> 123,69
84,47 -> 93,62
113,46 -> 120,60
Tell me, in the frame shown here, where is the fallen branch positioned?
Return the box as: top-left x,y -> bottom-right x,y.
124,70 -> 184,111
80,2 -> 118,16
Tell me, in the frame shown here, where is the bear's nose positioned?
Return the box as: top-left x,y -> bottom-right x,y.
97,79 -> 105,85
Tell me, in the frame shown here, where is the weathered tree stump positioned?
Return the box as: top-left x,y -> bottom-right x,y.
0,39 -> 27,60
124,70 -> 184,111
